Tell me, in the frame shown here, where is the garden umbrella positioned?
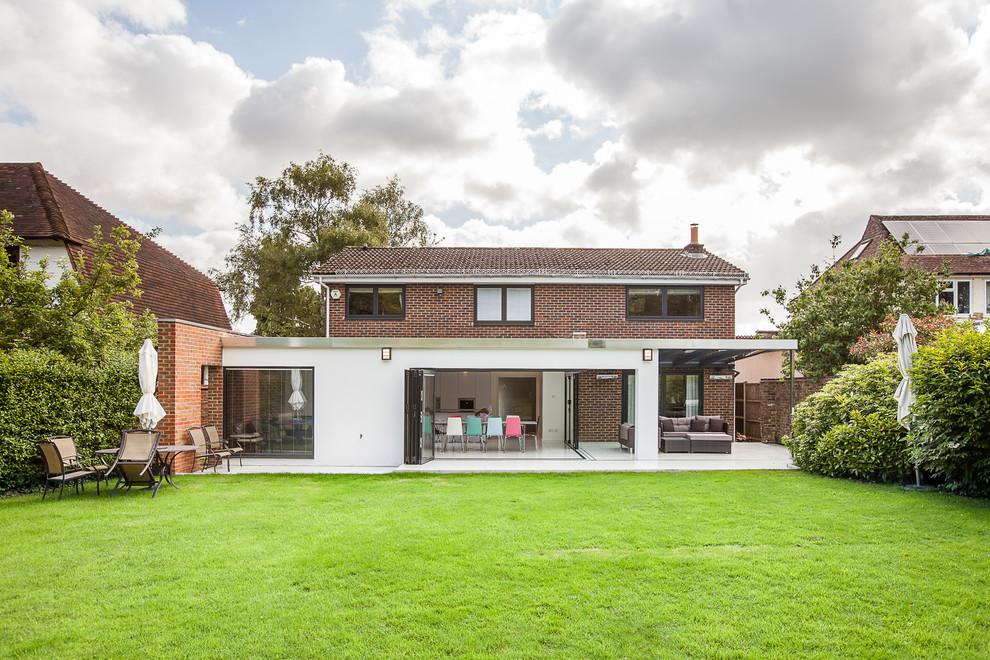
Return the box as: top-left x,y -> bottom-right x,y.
288,369 -> 306,411
893,313 -> 920,487
893,313 -> 918,429
133,339 -> 166,429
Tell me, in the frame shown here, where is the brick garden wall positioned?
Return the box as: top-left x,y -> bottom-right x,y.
322,283 -> 736,339
758,377 -> 832,442
156,320 -> 237,473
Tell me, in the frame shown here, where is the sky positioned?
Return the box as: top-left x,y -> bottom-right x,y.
2,0 -> 989,333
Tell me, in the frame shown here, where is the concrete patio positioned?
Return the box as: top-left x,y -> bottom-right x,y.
214,441 -> 795,474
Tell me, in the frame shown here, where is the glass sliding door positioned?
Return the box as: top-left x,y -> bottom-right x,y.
621,371 -> 636,424
661,372 -> 702,418
404,369 -> 436,464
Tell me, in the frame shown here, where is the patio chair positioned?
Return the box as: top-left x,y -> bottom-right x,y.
505,415 -> 524,452
188,427 -> 230,473
485,416 -> 504,452
48,435 -> 110,494
38,440 -> 98,500
108,429 -> 162,498
465,416 -> 485,452
204,425 -> 242,468
445,416 -> 464,452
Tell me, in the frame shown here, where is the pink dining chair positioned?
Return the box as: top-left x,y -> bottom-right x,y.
505,415 -> 523,452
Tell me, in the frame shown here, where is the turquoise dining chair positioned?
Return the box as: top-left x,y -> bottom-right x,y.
465,416 -> 485,452
485,416 -> 504,451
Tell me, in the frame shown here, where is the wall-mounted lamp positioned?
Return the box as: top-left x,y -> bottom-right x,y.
436,287 -> 444,296
381,347 -> 392,361
642,348 -> 654,362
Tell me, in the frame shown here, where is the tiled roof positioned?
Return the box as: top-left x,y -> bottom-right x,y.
833,215 -> 990,276
1,163 -> 231,329
315,246 -> 748,280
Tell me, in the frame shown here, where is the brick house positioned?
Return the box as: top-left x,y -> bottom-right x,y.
1,162 -> 236,470
834,215 -> 990,320
221,225 -> 795,467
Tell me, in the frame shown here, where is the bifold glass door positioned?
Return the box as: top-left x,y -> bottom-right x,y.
564,372 -> 579,450
404,369 -> 436,464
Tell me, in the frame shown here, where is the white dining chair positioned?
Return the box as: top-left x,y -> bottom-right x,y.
445,416 -> 464,452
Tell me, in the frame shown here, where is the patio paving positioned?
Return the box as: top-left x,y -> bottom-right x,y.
218,441 -> 795,474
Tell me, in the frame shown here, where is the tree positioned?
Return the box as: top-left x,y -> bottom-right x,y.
0,209 -> 156,363
849,312 -> 958,360
910,326 -> 990,497
213,154 -> 436,336
761,234 -> 952,380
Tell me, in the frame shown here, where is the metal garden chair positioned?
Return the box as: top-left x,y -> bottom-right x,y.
38,440 -> 98,500
108,429 -> 162,498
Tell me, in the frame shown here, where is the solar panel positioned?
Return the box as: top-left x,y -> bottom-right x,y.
883,220 -> 990,255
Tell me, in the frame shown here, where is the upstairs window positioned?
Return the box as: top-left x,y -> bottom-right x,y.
475,286 -> 533,324
939,281 -> 970,315
346,285 -> 405,319
627,286 -> 703,320
3,245 -> 18,265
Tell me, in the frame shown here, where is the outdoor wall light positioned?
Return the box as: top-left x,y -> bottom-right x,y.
642,348 -> 654,362
436,287 -> 444,296
381,347 -> 392,361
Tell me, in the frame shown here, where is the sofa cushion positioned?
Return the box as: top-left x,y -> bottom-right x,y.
672,418 -> 691,431
689,417 -> 709,432
707,416 -> 724,432
659,416 -> 674,432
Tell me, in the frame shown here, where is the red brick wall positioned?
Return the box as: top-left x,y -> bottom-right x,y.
577,370 -> 623,443
323,283 -> 736,339
157,321 -> 235,473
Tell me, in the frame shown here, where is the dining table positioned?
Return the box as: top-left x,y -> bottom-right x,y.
155,445 -> 197,489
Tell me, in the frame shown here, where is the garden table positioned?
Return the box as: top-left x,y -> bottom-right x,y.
155,445 -> 197,489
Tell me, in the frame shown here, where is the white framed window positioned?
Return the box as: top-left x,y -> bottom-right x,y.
474,286 -> 534,324
939,280 -> 971,315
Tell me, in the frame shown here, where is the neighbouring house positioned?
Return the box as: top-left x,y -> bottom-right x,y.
1,162 -> 237,468
835,214 -> 990,319
221,224 -> 795,467
734,214 -> 990,441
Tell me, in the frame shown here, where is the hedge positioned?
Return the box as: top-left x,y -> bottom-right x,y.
0,348 -> 141,492
786,354 -> 913,482
910,327 -> 990,497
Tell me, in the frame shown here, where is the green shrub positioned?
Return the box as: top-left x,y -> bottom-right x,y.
786,355 -> 912,482
909,327 -> 990,497
0,348 -> 141,492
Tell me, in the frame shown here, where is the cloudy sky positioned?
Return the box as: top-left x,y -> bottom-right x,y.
3,0 -> 989,332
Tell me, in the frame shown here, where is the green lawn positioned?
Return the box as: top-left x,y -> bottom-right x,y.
1,472 -> 988,659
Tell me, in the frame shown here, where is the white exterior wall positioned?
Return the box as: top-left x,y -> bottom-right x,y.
19,240 -> 72,281
222,341 -> 660,468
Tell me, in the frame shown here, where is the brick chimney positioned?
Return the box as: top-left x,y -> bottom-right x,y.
684,222 -> 705,255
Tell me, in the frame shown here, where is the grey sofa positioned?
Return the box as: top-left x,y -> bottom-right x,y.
618,423 -> 635,453
659,415 -> 732,454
